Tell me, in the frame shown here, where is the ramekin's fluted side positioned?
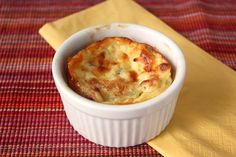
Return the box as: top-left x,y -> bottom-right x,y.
61,94 -> 178,147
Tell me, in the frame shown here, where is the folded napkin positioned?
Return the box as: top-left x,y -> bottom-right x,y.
39,0 -> 236,156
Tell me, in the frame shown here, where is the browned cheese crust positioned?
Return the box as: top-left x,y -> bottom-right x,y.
67,37 -> 172,105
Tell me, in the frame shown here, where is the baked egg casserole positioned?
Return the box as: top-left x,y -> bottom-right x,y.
67,37 -> 172,104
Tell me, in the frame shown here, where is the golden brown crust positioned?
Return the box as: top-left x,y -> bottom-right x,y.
67,37 -> 172,105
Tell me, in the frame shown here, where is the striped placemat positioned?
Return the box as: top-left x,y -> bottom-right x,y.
0,0 -> 235,156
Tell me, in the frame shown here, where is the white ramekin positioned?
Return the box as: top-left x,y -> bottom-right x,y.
52,23 -> 186,147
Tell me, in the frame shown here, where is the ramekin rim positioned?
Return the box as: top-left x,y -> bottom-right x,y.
52,23 -> 186,113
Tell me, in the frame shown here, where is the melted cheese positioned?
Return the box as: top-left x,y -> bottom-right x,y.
67,37 -> 172,105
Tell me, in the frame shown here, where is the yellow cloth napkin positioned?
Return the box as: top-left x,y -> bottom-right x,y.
39,0 -> 236,156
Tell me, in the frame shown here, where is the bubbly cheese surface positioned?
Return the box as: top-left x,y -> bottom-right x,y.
67,37 -> 172,105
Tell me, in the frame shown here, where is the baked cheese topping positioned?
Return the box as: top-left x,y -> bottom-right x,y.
67,37 -> 172,105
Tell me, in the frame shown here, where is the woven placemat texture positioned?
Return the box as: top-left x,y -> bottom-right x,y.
0,0 -> 235,156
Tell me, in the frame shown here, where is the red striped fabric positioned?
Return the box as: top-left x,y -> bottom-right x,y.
0,0 -> 235,156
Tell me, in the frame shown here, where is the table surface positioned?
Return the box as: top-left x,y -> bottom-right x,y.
0,0 -> 235,156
